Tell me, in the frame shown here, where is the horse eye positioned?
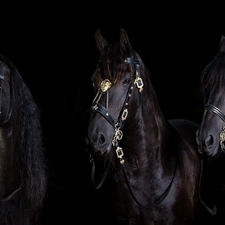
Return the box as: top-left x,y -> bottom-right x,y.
122,78 -> 131,85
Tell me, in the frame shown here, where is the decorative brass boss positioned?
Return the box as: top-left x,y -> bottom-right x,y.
100,79 -> 111,92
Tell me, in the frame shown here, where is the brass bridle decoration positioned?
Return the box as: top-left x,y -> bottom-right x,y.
220,126 -> 225,151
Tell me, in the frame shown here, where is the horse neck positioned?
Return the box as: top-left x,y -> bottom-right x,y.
123,87 -> 174,167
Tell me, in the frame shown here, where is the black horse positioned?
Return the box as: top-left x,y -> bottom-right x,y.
85,29 -> 214,224
196,35 -> 225,224
0,54 -> 47,225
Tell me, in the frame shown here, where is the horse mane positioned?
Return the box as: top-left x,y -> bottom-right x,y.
0,54 -> 48,222
200,52 -> 225,97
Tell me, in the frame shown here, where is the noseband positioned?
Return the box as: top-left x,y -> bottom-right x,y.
204,104 -> 225,151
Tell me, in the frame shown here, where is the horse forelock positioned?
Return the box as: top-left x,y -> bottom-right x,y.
92,42 -> 137,88
200,53 -> 225,98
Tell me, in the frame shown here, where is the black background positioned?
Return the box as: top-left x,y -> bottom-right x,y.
1,4 -> 225,224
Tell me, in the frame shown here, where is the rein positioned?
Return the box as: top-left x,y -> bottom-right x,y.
121,157 -> 177,208
89,57 -> 177,208
204,104 -> 225,151
199,159 -> 217,215
1,185 -> 23,203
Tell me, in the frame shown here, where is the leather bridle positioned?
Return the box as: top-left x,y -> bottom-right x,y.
89,57 -> 143,189
204,104 -> 225,152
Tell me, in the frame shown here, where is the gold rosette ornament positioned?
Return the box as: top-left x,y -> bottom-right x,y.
100,79 -> 111,92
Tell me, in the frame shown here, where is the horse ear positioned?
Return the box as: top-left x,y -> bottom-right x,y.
95,29 -> 108,54
218,35 -> 225,53
120,28 -> 133,55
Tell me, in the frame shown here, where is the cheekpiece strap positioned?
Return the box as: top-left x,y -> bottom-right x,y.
125,57 -> 143,92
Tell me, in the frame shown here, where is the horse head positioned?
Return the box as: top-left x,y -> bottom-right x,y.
197,35 -> 225,157
86,29 -> 145,164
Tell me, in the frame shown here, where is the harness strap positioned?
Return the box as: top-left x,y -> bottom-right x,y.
199,159 -> 217,215
122,158 -> 177,209
91,161 -> 110,189
205,104 -> 225,122
125,57 -> 139,64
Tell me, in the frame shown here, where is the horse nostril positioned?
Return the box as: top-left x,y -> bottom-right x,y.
196,136 -> 199,146
204,135 -> 213,147
99,133 -> 106,145
196,129 -> 200,145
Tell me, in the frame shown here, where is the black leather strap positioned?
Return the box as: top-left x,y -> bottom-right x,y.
204,104 -> 225,122
91,103 -> 115,126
